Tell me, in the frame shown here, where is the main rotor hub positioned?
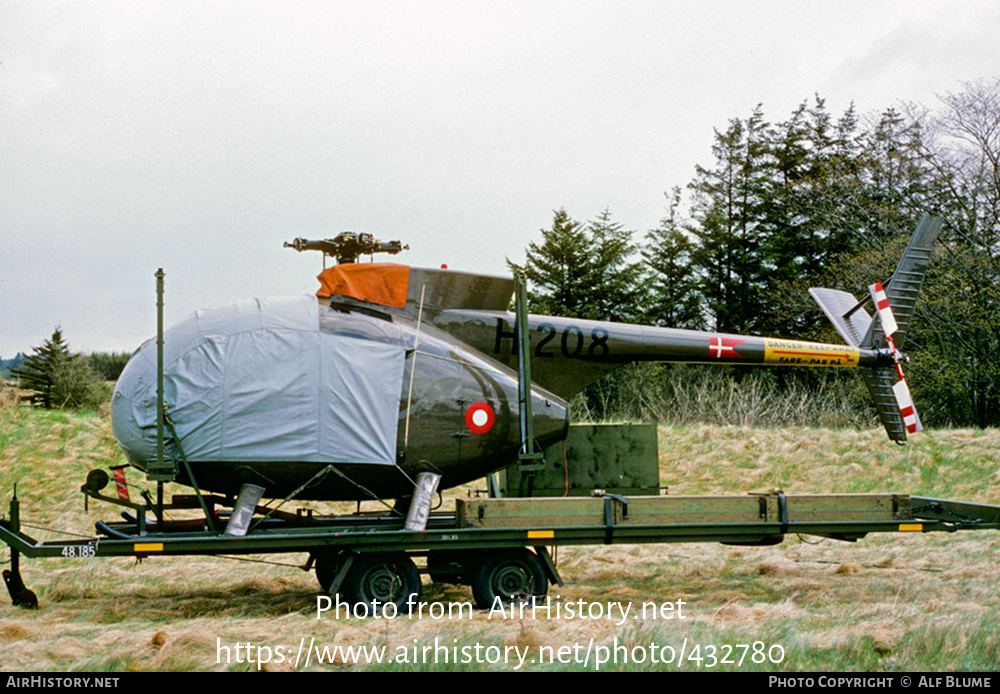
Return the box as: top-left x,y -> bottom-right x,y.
284,232 -> 408,264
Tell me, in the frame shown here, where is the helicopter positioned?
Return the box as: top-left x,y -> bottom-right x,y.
110,219 -> 940,504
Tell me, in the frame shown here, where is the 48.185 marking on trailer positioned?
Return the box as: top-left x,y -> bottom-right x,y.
61,544 -> 97,558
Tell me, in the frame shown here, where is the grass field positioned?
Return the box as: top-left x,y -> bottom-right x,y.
1,401 -> 998,672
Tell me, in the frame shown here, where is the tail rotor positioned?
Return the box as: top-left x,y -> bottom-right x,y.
809,215 -> 941,442
870,281 -> 921,436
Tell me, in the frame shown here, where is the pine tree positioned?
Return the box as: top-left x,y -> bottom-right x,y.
642,188 -> 703,328
11,327 -> 105,410
760,97 -> 867,337
511,208 -> 645,322
857,107 -> 934,240
11,327 -> 72,409
585,208 -> 645,322
509,209 -> 599,317
688,107 -> 772,333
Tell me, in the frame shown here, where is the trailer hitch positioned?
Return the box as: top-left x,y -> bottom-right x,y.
3,556 -> 38,610
3,486 -> 38,609
910,496 -> 1000,530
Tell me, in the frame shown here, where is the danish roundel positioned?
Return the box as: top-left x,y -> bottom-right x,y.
464,402 -> 495,434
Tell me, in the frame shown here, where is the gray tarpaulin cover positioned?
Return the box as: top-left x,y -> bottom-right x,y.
112,295 -> 405,466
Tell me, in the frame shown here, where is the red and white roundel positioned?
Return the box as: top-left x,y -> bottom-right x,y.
465,402 -> 495,434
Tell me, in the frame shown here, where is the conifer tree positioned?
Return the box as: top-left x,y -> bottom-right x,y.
643,188 -> 703,329
509,209 -> 598,317
511,208 -> 644,321
585,208 -> 645,322
11,327 -> 73,409
11,327 -> 105,410
688,108 -> 772,333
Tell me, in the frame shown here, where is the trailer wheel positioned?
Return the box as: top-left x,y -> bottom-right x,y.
471,549 -> 547,610
341,553 -> 421,616
313,551 -> 344,594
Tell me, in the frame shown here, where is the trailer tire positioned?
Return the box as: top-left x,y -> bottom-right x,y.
471,549 -> 547,610
341,553 -> 421,616
314,551 -> 345,594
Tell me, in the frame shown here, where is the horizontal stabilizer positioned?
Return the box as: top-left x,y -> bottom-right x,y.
808,287 -> 872,347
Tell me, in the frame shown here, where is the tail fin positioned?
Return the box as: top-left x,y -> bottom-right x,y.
809,215 -> 942,442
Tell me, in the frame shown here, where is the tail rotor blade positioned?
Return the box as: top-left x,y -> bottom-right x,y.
869,282 -> 898,337
872,277 -> 923,439
892,378 -> 922,434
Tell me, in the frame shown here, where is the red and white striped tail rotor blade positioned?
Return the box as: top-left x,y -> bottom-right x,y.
892,379 -> 922,434
869,282 -> 899,337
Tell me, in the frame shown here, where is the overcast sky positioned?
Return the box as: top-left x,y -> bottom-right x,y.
2,0 -> 999,358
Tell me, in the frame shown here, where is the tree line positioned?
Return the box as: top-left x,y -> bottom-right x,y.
513,79 -> 1000,428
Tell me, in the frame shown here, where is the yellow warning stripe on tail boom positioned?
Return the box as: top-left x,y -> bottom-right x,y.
763,339 -> 860,367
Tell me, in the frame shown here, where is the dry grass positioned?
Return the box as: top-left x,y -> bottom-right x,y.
1,407 -> 998,672
0,381 -> 27,411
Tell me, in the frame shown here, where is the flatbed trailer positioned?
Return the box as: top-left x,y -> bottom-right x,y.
4,262 -> 1000,614
4,485 -> 999,613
